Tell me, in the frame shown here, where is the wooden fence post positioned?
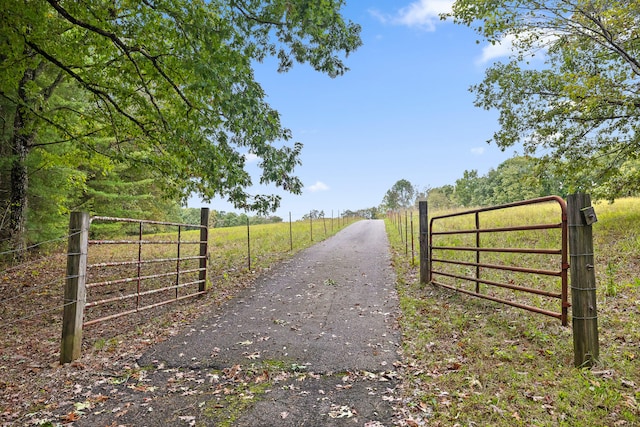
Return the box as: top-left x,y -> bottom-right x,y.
246,216 -> 251,270
419,201 -> 429,284
60,211 -> 89,364
199,208 -> 209,292
289,212 -> 293,252
405,210 -> 409,256
567,193 -> 599,367
410,211 -> 415,266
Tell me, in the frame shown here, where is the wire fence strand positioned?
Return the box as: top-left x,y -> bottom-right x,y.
0,231 -> 80,260
0,253 -> 67,284
3,299 -> 75,327
0,276 -> 66,304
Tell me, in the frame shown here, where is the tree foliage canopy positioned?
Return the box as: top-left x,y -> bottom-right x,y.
449,0 -> 640,199
0,0 -> 361,250
452,156 -> 564,207
382,179 -> 416,210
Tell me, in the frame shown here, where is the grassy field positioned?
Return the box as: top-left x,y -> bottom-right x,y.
387,197 -> 640,426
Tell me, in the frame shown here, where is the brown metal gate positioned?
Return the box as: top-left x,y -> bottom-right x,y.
83,215 -> 209,326
428,196 -> 569,325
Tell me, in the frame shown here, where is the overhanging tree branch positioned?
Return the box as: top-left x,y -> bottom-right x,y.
230,0 -> 288,27
575,5 -> 640,77
46,0 -> 193,110
25,40 -> 149,135
0,90 -> 109,148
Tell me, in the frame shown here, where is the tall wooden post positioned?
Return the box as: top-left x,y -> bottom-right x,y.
60,211 -> 89,364
419,201 -> 429,284
568,193 -> 599,367
198,208 -> 209,292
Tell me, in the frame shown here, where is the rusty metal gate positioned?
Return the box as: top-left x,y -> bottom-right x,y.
83,215 -> 209,326
428,196 -> 569,325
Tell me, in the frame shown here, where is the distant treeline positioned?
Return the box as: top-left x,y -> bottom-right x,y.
420,156 -> 640,211
210,211 -> 283,228
379,156 -> 640,214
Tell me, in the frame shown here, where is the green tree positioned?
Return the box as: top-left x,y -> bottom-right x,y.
178,208 -> 204,226
342,207 -> 374,218
484,156 -> 545,205
382,179 -> 416,210
454,170 -> 487,207
80,161 -> 179,220
1,0 -> 361,253
302,209 -> 324,220
425,185 -> 457,210
449,0 -> 640,200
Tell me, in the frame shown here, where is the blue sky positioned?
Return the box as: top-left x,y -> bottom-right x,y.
192,0 -> 521,220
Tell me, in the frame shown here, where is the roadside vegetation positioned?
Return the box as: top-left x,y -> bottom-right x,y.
387,197 -> 640,426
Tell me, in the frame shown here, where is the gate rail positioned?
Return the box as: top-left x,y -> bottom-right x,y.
428,196 -> 569,325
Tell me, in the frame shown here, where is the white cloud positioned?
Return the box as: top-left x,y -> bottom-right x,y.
470,147 -> 486,155
370,0 -> 453,31
476,35 -> 517,65
368,9 -> 389,25
397,0 -> 453,29
476,31 -> 559,65
244,152 -> 259,163
308,181 -> 329,192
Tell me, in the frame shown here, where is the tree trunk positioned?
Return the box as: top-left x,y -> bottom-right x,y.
9,139 -> 29,259
9,66 -> 37,260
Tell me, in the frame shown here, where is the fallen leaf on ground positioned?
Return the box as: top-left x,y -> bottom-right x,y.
328,404 -> 356,418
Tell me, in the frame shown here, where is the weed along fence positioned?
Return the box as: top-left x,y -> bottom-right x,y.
60,209 -> 210,364
418,193 -> 600,367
